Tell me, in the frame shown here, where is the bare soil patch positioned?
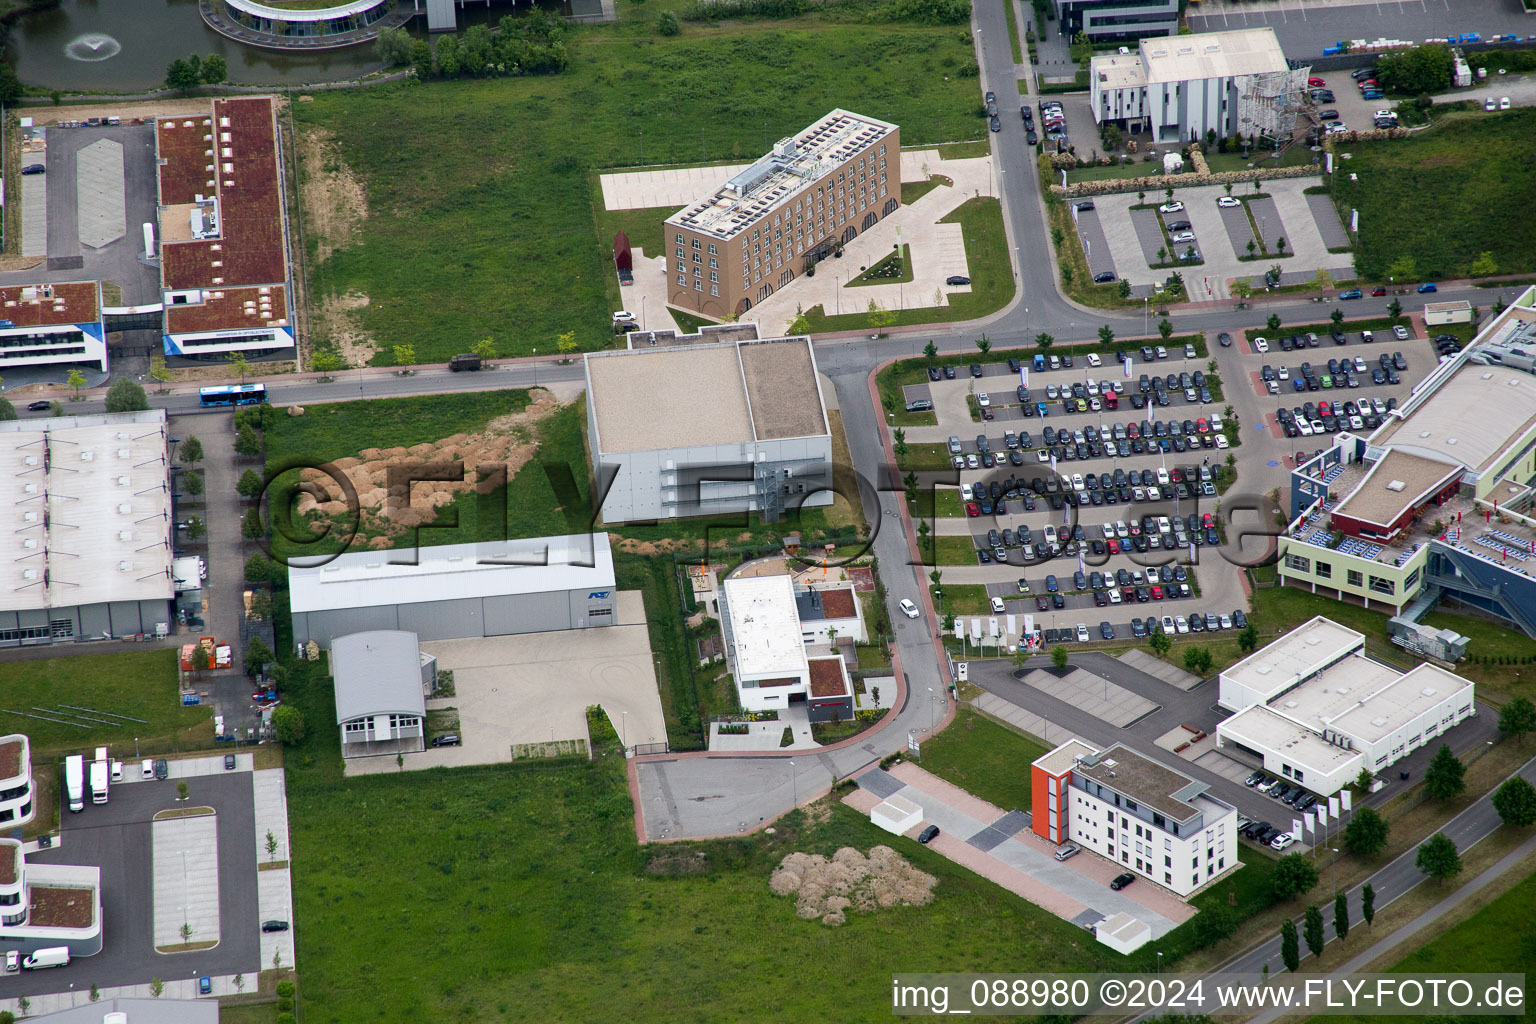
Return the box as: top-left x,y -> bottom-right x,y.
294,389 -> 565,547
300,126 -> 368,266
314,290 -> 377,367
770,845 -> 936,926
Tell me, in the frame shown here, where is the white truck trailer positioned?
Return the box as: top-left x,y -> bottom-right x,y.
64,755 -> 85,813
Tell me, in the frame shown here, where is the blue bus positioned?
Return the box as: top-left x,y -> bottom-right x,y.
199,383 -> 267,407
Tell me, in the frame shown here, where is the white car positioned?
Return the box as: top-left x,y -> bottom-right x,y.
1215,433 -> 1230,449
3,950 -> 15,973
1169,231 -> 1196,244
1253,337 -> 1269,353
141,758 -> 154,779
1485,96 -> 1497,110
1500,96 -> 1512,110
1174,615 -> 1190,634
960,483 -> 974,501
1325,122 -> 1348,135
1089,397 -> 1101,412
1086,353 -> 1102,367
1217,196 -> 1241,208
1075,623 -> 1090,642
899,599 -> 920,619
1277,365 -> 1289,379
1159,201 -> 1184,214
1267,380 -> 1280,394
1373,109 -> 1396,119
977,392 -> 990,407
1108,588 -> 1122,605
1297,419 -> 1314,436
1393,325 -> 1410,340
991,596 -> 1006,614
1270,832 -> 1296,851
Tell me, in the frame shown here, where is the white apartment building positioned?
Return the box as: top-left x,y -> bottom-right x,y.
1034,741 -> 1238,898
0,735 -> 35,829
1089,28 -> 1304,144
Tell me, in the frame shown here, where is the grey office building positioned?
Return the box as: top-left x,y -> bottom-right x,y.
287,534 -> 616,648
585,329 -> 834,525
1056,0 -> 1177,43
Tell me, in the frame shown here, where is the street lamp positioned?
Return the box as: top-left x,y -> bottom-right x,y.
1330,847 -> 1339,897
1156,950 -> 1163,975
789,759 -> 797,808
621,711 -> 628,750
928,687 -> 935,731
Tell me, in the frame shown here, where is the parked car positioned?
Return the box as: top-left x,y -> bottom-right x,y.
1093,271 -> 1116,284
223,753 -> 236,770
1110,872 -> 1135,890
1339,288 -> 1362,300
19,164 -> 44,176
431,734 -> 462,747
1158,201 -> 1184,214
899,599 -> 920,619
262,920 -> 290,932
918,825 -> 940,844
945,275 -> 970,286
1217,196 -> 1240,208
27,400 -> 51,412
1417,282 -> 1438,293
1054,843 -> 1081,862
154,758 -> 169,780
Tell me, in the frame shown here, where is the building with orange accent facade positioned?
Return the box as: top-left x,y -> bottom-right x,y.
664,110 -> 899,319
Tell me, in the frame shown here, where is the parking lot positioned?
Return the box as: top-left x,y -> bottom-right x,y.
1070,180 -> 1353,300
0,761 -> 263,996
902,347 -> 1254,644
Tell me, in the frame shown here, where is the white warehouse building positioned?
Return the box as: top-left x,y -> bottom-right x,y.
1089,28 -> 1306,145
585,327 -> 833,525
1216,616 -> 1476,795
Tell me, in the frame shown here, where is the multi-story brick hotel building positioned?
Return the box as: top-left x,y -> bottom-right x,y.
665,110 -> 900,320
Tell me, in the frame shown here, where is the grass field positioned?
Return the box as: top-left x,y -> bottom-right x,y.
0,649 -> 211,760
801,197 -> 1013,332
848,244 -> 913,287
281,651 -> 1128,1023
295,18 -> 983,364
1310,866 -> 1536,1024
1330,109 -> 1536,281
918,706 -> 1045,810
932,582 -> 991,616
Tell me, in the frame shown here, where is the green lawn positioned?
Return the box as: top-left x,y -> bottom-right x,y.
1421,608 -> 1536,661
1309,866 -> 1536,1024
900,174 -> 947,205
283,653 -> 1126,1023
927,534 -> 980,565
898,442 -> 957,472
932,582 -> 991,616
908,484 -> 963,519
296,18 -> 982,363
918,706 -> 1045,810
0,649 -> 211,760
590,201 -> 675,271
1329,108 -> 1536,281
802,197 -> 1013,331
668,308 -> 720,333
1001,0 -> 1023,64
848,244 -> 913,287
263,390 -> 593,557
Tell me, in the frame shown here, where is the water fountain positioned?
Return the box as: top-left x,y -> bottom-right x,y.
63,33 -> 123,62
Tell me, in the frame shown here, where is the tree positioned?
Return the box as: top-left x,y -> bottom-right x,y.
1330,308 -> 1345,327
1247,239 -> 1258,257
1157,245 -> 1168,264
1267,313 -> 1282,331
409,38 -> 434,79
1468,250 -> 1499,278
90,984 -> 99,1002
393,343 -> 417,369
0,397 -> 13,422
148,355 -> 173,391
202,53 -> 227,85
1416,832 -> 1461,884
244,553 -> 277,584
1360,882 -> 1375,929
176,436 -> 202,465
104,377 -> 148,412
866,299 -> 897,336
1148,629 -> 1172,658
1354,766 -> 1375,792
1158,317 -> 1173,341
1183,646 -> 1213,675
272,705 -> 306,745
183,515 -> 206,542
311,351 -> 340,376
473,337 -> 498,363
150,977 -> 165,998
245,636 -> 274,675
1376,42 -> 1453,96
1310,268 -> 1332,293
1051,645 -> 1069,670
1231,278 -> 1253,306
1271,852 -> 1320,901
182,470 -> 204,497
1118,279 -> 1132,299
232,468 -> 263,501
434,33 -> 461,76
1254,178 -> 1263,193
1098,325 -> 1115,346
234,425 -> 262,458
1164,187 -> 1174,202
1303,904 -> 1325,961
1333,891 -> 1350,941
1492,776 -> 1536,828
1424,743 -> 1466,801
1035,332 -> 1054,353
923,340 -> 938,364
228,354 -> 253,383
66,367 -> 87,398
1498,696 -> 1536,743
1280,918 -> 1300,972
1386,255 -> 1416,283
165,57 -> 200,92
893,428 -> 907,458
1237,623 -> 1259,653
241,506 -> 265,540
1387,297 -> 1403,323
266,830 -> 278,861
657,9 -> 681,34
0,62 -> 20,106
1194,906 -> 1237,948
374,25 -> 413,65
1342,807 -> 1390,857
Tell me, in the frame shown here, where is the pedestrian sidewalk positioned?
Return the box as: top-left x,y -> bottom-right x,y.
251,767 -> 295,972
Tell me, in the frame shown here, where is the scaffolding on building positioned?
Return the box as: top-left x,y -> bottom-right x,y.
1236,66 -> 1314,155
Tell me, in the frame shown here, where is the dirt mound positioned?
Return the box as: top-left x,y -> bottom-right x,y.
293,390 -> 564,547
769,845 -> 936,926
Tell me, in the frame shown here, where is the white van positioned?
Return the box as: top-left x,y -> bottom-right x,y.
23,947 -> 69,970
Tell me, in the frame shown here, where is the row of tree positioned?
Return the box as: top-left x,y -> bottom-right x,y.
165,53 -> 229,92
374,14 -> 569,80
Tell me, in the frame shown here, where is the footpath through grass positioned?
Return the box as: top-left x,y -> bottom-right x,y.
282,655 -> 1126,1023
296,19 -> 981,363
1330,108 -> 1536,281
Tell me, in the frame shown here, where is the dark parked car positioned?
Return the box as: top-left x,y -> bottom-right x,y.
1093,271 -> 1116,284
20,164 -> 44,175
1026,129 -> 1038,145
262,920 -> 290,932
431,734 -> 462,747
989,116 -> 1002,132
154,758 -> 169,780
1218,332 -> 1232,347
946,275 -> 970,286
1110,872 -> 1135,890
27,400 -> 51,412
918,825 -> 940,844
223,753 -> 236,770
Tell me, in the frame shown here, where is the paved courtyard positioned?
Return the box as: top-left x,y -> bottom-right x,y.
345,591 -> 667,775
599,149 -> 997,333
151,813 -> 221,949
849,761 -> 1195,939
